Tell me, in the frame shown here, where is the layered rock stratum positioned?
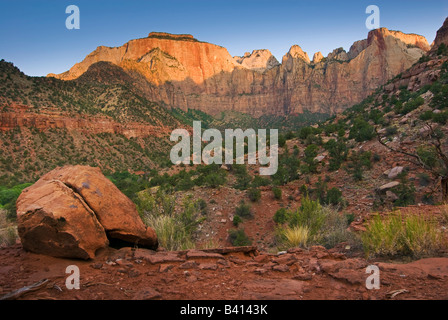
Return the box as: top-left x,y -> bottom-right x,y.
48,29 -> 430,117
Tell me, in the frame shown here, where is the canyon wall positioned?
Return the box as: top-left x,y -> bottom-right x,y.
48,29 -> 430,117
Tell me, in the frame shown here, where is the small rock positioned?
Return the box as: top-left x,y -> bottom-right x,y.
199,263 -> 218,270
179,261 -> 198,269
293,273 -> 313,281
378,181 -> 400,191
128,269 -> 141,278
134,288 -> 161,300
386,191 -> 399,201
159,264 -> 174,273
186,250 -> 224,260
254,254 -> 269,263
254,268 -> 269,274
388,166 -> 404,179
273,264 -> 290,272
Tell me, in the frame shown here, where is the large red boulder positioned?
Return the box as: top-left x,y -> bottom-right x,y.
17,165 -> 158,259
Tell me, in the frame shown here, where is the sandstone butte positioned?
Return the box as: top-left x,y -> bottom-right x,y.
48,29 -> 430,118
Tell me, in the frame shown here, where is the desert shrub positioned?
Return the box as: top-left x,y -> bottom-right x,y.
273,208 -> 291,225
325,139 -> 348,171
228,229 -> 252,246
272,149 -> 301,185
432,111 -> 448,124
278,134 -> 286,148
345,151 -> 372,181
0,183 -> 32,221
0,210 -> 17,246
247,188 -> 261,202
397,96 -> 424,115
235,201 -> 252,219
326,187 -> 344,206
251,175 -> 270,188
349,118 -> 375,142
417,145 -> 438,168
232,164 -> 252,190
362,212 -> 445,258
417,173 -> 431,187
139,190 -> 205,251
300,144 -> 319,174
299,184 -> 309,196
272,187 -> 282,200
392,173 -> 416,207
233,215 -> 242,227
419,110 -> 433,121
275,198 -> 358,249
203,171 -> 227,188
385,126 -> 398,137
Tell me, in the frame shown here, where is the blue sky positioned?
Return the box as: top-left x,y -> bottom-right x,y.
1,0 -> 447,76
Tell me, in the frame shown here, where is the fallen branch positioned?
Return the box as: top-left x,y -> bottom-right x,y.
0,279 -> 49,300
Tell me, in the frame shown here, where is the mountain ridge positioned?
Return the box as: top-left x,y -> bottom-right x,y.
47,28 -> 430,118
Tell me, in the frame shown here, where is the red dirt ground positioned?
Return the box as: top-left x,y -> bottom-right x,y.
1,243 -> 447,300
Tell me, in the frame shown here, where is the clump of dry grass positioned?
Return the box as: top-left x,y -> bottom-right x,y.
0,209 -> 17,247
281,226 -> 310,248
362,211 -> 446,259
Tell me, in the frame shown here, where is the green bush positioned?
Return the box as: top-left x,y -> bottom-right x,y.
325,139 -> 348,171
203,171 -> 227,188
432,111 -> 448,124
392,174 -> 416,207
247,188 -> 261,202
228,229 -> 252,246
235,201 -> 252,219
273,208 -> 290,225
325,187 -> 344,206
349,118 -> 375,142
233,215 -> 242,227
272,187 -> 282,200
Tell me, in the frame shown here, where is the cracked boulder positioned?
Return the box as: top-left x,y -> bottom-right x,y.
16,165 -> 158,259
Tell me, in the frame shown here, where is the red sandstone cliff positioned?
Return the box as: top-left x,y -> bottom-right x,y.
0,104 -> 171,138
48,29 -> 431,117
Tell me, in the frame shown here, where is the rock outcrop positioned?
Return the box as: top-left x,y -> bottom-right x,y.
432,17 -> 448,51
234,50 -> 280,72
48,29 -> 430,117
0,103 -> 171,138
312,52 -> 324,64
16,165 -> 158,259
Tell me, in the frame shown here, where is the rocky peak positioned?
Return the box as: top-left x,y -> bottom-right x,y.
348,39 -> 368,60
312,52 -> 324,64
283,45 -> 310,64
327,47 -> 349,61
367,27 -> 430,51
234,49 -> 280,72
432,17 -> 448,51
